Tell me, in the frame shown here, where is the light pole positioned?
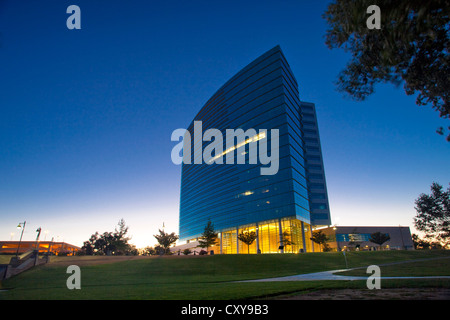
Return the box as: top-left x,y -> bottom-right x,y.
343,250 -> 348,269
35,227 -> 42,250
16,221 -> 26,257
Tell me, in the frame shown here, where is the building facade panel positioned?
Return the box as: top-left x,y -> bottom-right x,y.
320,226 -> 414,251
300,101 -> 332,226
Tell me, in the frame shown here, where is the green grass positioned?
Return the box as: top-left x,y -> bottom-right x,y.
1,250 -> 449,300
336,256 -> 450,277
0,255 -> 13,264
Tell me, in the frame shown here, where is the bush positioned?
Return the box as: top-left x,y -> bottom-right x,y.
57,250 -> 72,256
75,250 -> 86,256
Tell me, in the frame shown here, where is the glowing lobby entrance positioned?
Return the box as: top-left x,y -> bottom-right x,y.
217,218 -> 314,254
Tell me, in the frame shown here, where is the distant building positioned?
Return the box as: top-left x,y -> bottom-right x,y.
318,226 -> 414,251
0,241 -> 80,255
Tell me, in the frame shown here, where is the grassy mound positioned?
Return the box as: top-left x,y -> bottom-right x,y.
1,250 -> 449,300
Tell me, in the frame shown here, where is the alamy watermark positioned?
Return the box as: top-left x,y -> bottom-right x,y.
66,265 -> 81,290
366,5 -> 381,30
171,121 -> 280,175
66,5 -> 81,30
366,265 -> 381,289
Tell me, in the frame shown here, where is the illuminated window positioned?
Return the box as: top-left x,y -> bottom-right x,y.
207,131 -> 266,164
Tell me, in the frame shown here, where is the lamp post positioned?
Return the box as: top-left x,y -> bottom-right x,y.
16,221 -> 26,257
35,227 -> 42,250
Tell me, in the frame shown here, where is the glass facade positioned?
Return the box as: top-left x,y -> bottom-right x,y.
179,46 -> 331,253
300,101 -> 332,226
336,233 -> 389,242
218,218 -> 312,254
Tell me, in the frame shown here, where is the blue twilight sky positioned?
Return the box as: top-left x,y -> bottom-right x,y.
0,0 -> 448,248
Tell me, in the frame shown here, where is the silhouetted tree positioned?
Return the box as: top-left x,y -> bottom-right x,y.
369,232 -> 391,250
154,229 -> 179,255
323,0 -> 450,140
280,231 -> 295,253
142,246 -> 156,256
238,231 -> 257,254
414,182 -> 450,245
82,232 -> 99,255
81,219 -> 134,255
197,220 -> 218,254
311,230 -> 331,252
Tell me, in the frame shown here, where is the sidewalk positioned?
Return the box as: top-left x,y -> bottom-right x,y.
238,269 -> 450,282
237,257 -> 450,282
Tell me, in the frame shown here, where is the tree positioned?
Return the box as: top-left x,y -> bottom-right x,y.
197,220 -> 218,254
280,231 -> 295,253
81,219 -> 134,255
96,232 -> 115,255
238,231 -> 257,254
311,230 -> 331,252
154,229 -> 179,255
142,246 -> 156,256
414,182 -> 450,245
81,232 -> 99,255
323,0 -> 450,141
113,218 -> 132,255
369,231 -> 391,250
412,234 -> 432,250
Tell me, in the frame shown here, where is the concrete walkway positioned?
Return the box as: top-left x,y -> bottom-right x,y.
238,257 -> 450,282
237,269 -> 367,282
238,269 -> 450,282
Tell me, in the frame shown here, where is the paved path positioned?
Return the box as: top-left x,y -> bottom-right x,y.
238,269 -> 450,282
237,257 -> 450,282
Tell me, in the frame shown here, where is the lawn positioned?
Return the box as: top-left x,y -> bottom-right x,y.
336,255 -> 450,277
1,250 -> 449,300
0,255 -> 12,264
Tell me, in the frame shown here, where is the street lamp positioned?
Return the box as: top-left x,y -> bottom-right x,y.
16,221 -> 26,257
35,227 -> 42,250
